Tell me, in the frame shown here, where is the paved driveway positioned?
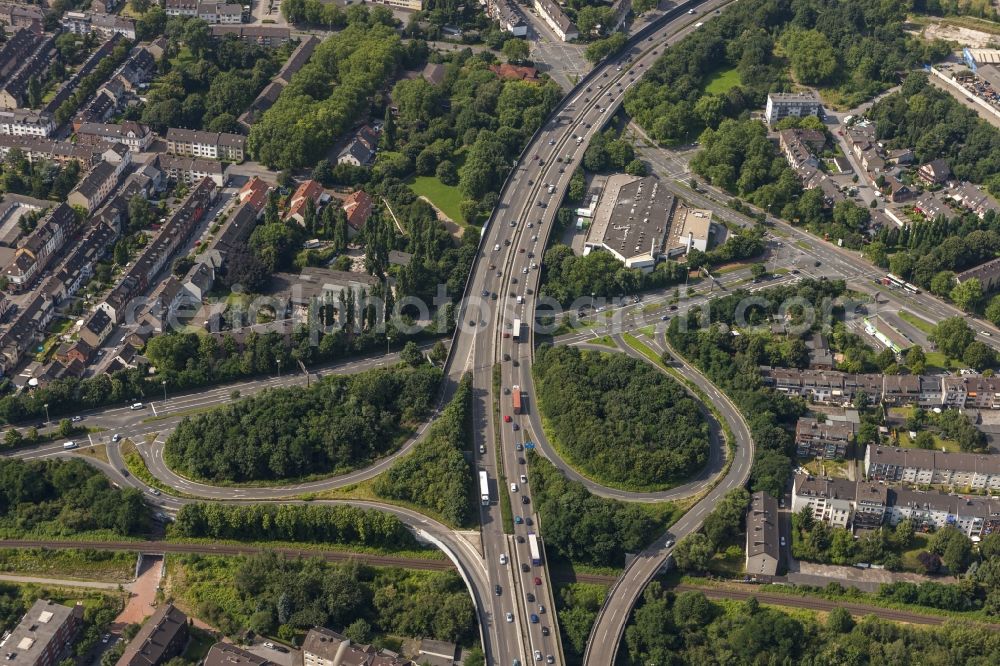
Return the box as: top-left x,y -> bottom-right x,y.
115,555 -> 163,625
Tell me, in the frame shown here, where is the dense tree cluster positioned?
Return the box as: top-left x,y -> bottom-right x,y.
184,552 -> 477,644
625,0 -> 947,146
666,280 -> 847,496
624,583 -> 1000,665
529,453 -> 667,568
250,23 -> 402,168
0,149 -> 81,201
533,346 -> 709,489
792,508 -> 915,570
139,20 -> 284,134
374,374 -> 474,526
164,364 -> 440,482
540,244 -> 687,305
671,489 -> 750,573
170,503 -> 418,550
690,119 -> 804,215
0,458 -> 147,538
0,583 -> 24,629
870,73 -> 1000,197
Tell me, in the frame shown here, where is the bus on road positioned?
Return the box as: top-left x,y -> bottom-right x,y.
479,471 -> 490,506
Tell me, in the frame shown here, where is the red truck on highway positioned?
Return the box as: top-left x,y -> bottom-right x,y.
512,385 -> 522,414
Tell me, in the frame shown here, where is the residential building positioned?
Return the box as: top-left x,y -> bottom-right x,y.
77,122 -> 153,152
302,627 -> 414,666
795,417 -> 854,459
0,600 -> 83,666
946,182 -> 1000,219
61,11 -> 136,40
99,178 -> 217,324
864,445 -> 1000,491
943,373 -> 1000,408
286,179 -> 327,224
584,175 -> 677,271
210,25 -> 291,48
0,3 -> 44,31
275,35 -> 318,85
0,135 -> 98,166
80,308 -> 113,348
778,128 -> 824,168
237,176 -> 271,212
805,333 -> 834,370
886,177 -> 914,203
91,0 -> 124,12
116,604 -> 188,666
44,34 -> 124,116
913,193 -> 948,221
155,154 -> 225,187
918,158 -> 952,185
764,91 -> 823,126
203,644 -> 274,666
336,126 -> 378,167
955,256 -> 1000,292
887,488 -> 1000,538
67,157 -> 130,213
533,0 -> 578,41
485,0 -> 527,36
745,491 -> 780,577
0,109 -> 55,137
164,0 -> 198,16
762,367 -> 945,408
165,128 -> 245,162
791,474 -> 857,528
4,203 -> 77,292
488,63 -> 540,81
0,293 -> 53,373
342,190 -> 372,234
0,31 -> 54,109
371,0 -> 422,10
197,2 -> 244,24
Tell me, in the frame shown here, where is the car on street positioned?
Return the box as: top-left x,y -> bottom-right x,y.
517,535 -> 525,543
530,614 -> 539,624
521,563 -> 530,572
541,626 -> 550,636
533,576 -> 542,585
506,612 -> 514,623
71,416 -> 82,422
521,495 -> 529,504
500,553 -> 508,565
510,483 -> 518,492
111,434 -> 121,442
527,592 -> 535,602
515,516 -> 523,524
263,642 -> 275,649
150,489 -> 161,496
504,415 -> 512,423
495,584 -> 502,596
780,536 -> 786,546
130,402 -> 143,410
512,423 -> 520,431
534,650 -> 542,661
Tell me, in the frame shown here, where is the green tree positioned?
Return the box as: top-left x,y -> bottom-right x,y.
930,270 -> 956,297
672,532 -> 713,572
913,431 -> 935,449
625,159 -> 647,176
951,277 -> 983,311
930,317 -> 975,360
782,28 -> 839,84
58,419 -> 73,437
826,607 -> 854,633
963,341 -> 996,371
502,39 -> 530,64
905,345 -> 926,374
400,341 -> 424,367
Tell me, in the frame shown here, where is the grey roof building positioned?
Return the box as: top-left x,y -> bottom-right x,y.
0,599 -> 83,666
745,491 -> 780,577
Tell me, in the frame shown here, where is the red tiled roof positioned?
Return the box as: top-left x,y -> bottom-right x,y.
342,190 -> 372,231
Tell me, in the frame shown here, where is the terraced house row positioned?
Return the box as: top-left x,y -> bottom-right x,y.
763,367 -> 1000,409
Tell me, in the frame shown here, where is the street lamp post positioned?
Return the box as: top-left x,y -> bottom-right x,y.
43,403 -> 50,426
276,357 -> 282,379
162,380 -> 167,404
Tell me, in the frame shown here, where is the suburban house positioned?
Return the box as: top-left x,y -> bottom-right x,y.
342,190 -> 372,234
116,604 -> 188,666
285,180 -> 328,224
336,126 -> 379,167
918,158 -> 952,185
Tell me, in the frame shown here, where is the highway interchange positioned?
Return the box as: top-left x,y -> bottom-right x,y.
8,0 -> 1000,664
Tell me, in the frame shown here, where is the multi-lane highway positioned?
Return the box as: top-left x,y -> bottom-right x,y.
445,1 -> 736,663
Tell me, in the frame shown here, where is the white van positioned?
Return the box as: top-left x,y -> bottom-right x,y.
494,243 -> 501,252
517,295 -> 524,304
63,441 -> 77,450
130,402 -> 143,411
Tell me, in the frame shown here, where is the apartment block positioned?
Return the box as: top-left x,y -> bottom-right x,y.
67,156 -> 130,214
762,368 -> 945,408
764,91 -> 823,126
795,417 -> 854,459
302,627 -> 414,666
791,474 -> 859,528
60,11 -> 136,40
155,154 -> 225,187
0,110 -> 55,137
0,600 -> 83,666
210,25 -> 290,48
165,128 -> 245,162
76,122 -> 153,152
533,0 -> 578,41
864,446 -> 1000,491
116,604 -> 188,666
0,135 -> 99,166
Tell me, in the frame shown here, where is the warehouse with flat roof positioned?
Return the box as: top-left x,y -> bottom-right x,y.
583,175 -> 676,271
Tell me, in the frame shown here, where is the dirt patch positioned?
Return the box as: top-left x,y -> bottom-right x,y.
115,554 -> 162,626
917,21 -> 999,48
417,195 -> 464,240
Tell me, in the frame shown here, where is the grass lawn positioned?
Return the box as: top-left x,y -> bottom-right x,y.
923,350 -> 966,372
0,549 -> 135,583
589,335 -> 617,348
704,66 -> 742,95
897,431 -> 961,453
898,310 -> 935,335
410,176 -> 465,225
901,534 -> 932,572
